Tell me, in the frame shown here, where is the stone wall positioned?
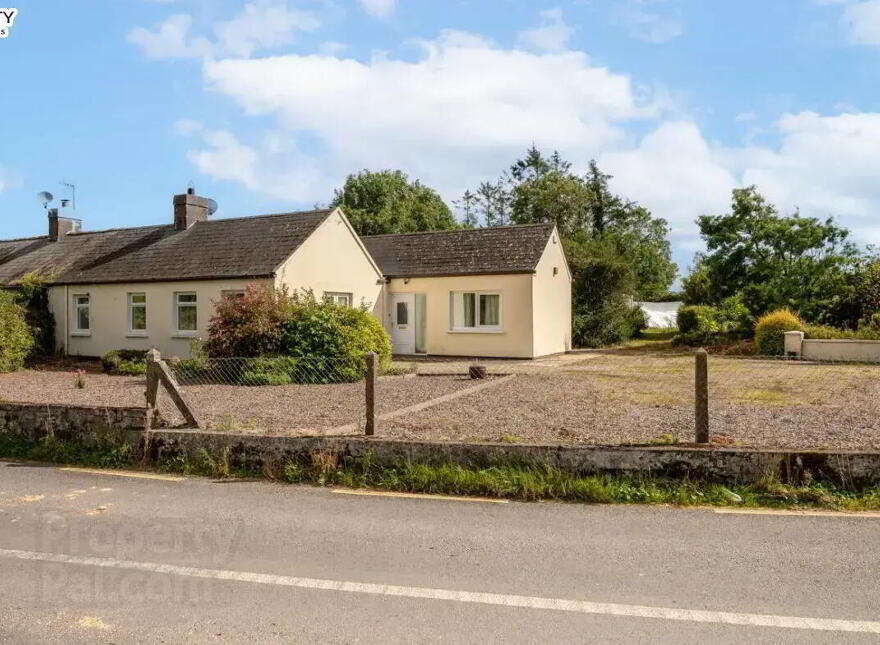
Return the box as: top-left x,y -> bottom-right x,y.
785,331 -> 880,362
148,430 -> 880,488
0,402 -> 146,442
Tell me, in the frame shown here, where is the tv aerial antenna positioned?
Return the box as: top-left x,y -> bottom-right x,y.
60,180 -> 76,210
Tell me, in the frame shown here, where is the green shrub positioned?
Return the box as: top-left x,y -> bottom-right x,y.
755,309 -> 804,356
101,349 -> 147,374
0,290 -> 34,372
13,272 -> 55,358
117,359 -> 146,376
279,295 -> 391,375
718,294 -> 753,337
240,366 -> 293,386
571,246 -> 643,348
804,322 -> 880,341
676,305 -> 719,334
204,286 -> 391,381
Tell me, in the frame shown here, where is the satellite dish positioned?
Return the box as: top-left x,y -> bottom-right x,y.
205,198 -> 218,216
37,191 -> 54,208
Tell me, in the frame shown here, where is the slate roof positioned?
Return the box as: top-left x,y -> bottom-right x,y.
361,224 -> 556,278
0,210 -> 333,286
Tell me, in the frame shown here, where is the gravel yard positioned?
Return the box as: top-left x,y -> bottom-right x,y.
382,353 -> 880,450
3,351 -> 880,449
0,364 -> 480,435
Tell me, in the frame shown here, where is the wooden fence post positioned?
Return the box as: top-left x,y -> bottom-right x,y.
145,348 -> 160,417
365,352 -> 376,436
695,348 -> 709,444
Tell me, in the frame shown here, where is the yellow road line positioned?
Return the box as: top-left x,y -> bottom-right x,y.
59,467 -> 185,482
712,508 -> 880,518
331,489 -> 508,504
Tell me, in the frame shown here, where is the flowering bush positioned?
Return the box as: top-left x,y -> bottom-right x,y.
205,285 -> 391,380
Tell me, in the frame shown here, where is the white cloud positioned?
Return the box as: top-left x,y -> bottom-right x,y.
600,122 -> 736,234
159,28 -> 880,255
195,30 -> 658,198
614,0 -> 684,44
178,122 -> 328,201
127,2 -> 318,60
517,8 -> 574,53
841,0 -> 880,45
214,1 -> 319,58
359,0 -> 396,18
127,14 -> 212,59
601,111 -> 880,246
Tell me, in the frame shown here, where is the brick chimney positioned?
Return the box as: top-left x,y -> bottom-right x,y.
48,208 -> 81,241
174,187 -> 215,230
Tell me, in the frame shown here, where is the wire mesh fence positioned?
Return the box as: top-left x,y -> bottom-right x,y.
378,351 -> 880,449
167,355 -> 369,387
704,353 -> 880,449
3,347 -> 879,448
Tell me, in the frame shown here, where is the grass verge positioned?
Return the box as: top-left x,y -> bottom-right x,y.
2,431 -> 880,511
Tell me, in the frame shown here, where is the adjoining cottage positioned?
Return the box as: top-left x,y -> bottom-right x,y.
0,190 -> 383,357
363,225 -> 572,358
0,191 -> 572,359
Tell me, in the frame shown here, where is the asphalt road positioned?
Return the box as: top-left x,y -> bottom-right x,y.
0,460 -> 878,644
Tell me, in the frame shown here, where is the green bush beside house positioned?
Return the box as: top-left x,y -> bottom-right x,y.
0,290 -> 35,373
202,285 -> 391,385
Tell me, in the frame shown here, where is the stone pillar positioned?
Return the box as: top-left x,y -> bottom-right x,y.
784,331 -> 804,357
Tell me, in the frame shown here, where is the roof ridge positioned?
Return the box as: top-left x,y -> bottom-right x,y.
362,222 -> 554,239
67,224 -> 170,237
0,234 -> 49,243
200,209 -> 333,225
60,209 -> 333,238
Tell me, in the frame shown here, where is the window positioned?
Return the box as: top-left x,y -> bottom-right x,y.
450,291 -> 501,331
325,292 -> 353,307
222,290 -> 245,300
128,293 -> 146,334
73,295 -> 90,333
396,301 -> 409,325
175,292 -> 198,333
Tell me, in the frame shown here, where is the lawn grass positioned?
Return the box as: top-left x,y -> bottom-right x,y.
640,327 -> 678,341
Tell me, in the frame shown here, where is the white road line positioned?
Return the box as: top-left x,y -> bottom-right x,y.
0,547 -> 877,634
331,489 -> 508,504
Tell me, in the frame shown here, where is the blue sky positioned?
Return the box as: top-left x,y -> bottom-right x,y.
3,0 -> 880,274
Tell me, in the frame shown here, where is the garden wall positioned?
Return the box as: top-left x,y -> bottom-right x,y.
0,402 -> 146,441
785,331 -> 880,362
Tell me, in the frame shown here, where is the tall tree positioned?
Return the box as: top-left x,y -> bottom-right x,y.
331,170 -> 458,236
453,189 -> 480,228
690,186 -> 859,321
498,148 -> 677,299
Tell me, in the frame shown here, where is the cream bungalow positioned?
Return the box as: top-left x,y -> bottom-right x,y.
363,224 -> 572,358
0,190 -> 383,358
0,192 -> 572,359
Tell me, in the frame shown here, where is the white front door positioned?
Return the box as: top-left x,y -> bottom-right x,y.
391,293 -> 416,355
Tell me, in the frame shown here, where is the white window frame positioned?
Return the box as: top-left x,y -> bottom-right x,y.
174,292 -> 198,336
449,291 -> 503,332
325,292 -> 353,307
127,292 -> 147,336
72,294 -> 90,336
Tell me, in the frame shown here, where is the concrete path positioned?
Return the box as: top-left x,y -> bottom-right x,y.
1,461 -> 878,644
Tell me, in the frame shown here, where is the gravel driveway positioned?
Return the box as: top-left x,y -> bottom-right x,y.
383,353 -> 880,450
